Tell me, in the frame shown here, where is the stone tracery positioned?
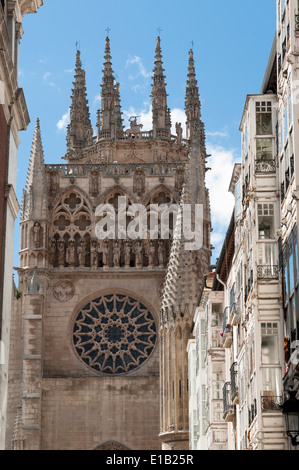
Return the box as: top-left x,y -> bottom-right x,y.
73,293 -> 157,375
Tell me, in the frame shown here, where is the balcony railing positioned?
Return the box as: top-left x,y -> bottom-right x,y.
223,382 -> 234,423
261,395 -> 283,412
257,265 -> 279,280
295,14 -> 299,32
255,159 -> 276,174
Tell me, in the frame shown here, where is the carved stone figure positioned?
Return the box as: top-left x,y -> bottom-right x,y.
113,241 -> 121,268
53,281 -> 75,302
135,241 -> 143,267
90,171 -> 99,196
134,170 -> 145,196
176,122 -> 183,145
125,116 -> 143,138
66,239 -> 76,267
78,238 -> 86,268
57,239 -> 65,267
49,238 -> 57,266
158,241 -> 165,267
124,241 -> 131,268
148,241 -> 156,268
90,239 -> 98,270
102,240 -> 110,268
33,222 -> 41,248
175,170 -> 185,192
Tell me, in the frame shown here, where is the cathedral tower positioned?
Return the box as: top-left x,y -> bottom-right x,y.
6,38 -> 211,451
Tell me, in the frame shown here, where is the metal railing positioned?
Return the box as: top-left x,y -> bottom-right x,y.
230,362 -> 238,400
261,395 -> 283,412
255,159 -> 276,174
223,382 -> 233,415
257,265 -> 279,280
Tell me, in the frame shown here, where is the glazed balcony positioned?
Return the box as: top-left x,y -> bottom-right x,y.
229,302 -> 241,326
221,307 -> 233,349
230,362 -> 239,405
223,382 -> 234,423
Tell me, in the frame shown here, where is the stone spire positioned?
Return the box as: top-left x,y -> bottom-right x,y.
159,184 -> 202,450
97,36 -> 123,139
114,81 -> 124,138
66,50 -> 93,159
185,49 -> 202,141
151,36 -> 171,139
21,119 -> 48,222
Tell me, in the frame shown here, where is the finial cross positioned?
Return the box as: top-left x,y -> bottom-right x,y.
106,27 -> 111,37
157,27 -> 162,37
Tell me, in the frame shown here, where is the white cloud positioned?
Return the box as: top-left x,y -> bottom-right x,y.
206,142 -> 239,259
43,71 -> 51,82
56,109 -> 70,132
43,71 -> 60,90
207,129 -> 230,138
126,55 -> 151,79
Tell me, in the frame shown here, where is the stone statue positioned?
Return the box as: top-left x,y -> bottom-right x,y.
49,238 -> 56,266
102,240 -> 110,268
113,241 -> 121,268
148,241 -> 156,268
124,241 -> 131,268
134,171 -> 145,196
158,241 -> 165,267
90,239 -> 98,270
58,239 -> 65,267
90,171 -> 99,195
33,222 -> 41,248
135,241 -> 143,267
66,239 -> 76,267
176,122 -> 183,145
78,238 -> 86,268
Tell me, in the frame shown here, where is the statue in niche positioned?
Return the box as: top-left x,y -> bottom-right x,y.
124,241 -> 131,268
90,239 -> 98,270
176,122 -> 183,145
158,241 -> 165,267
135,241 -> 143,268
78,238 -> 86,268
66,239 -> 76,267
50,172 -> 59,193
175,170 -> 185,192
90,171 -> 99,196
133,171 -> 145,196
113,241 -> 121,268
57,239 -> 65,268
148,241 -> 156,268
102,240 -> 110,268
86,127 -> 93,147
33,222 -> 41,248
49,238 -> 57,266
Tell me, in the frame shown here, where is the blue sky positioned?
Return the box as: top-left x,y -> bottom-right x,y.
14,0 -> 276,268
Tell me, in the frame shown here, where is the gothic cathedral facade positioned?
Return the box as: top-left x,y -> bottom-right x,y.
6,37 -> 211,450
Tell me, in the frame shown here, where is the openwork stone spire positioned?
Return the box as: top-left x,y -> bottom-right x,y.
185,49 -> 202,141
97,36 -> 123,139
151,36 -> 171,139
66,50 -> 93,158
21,119 -> 48,221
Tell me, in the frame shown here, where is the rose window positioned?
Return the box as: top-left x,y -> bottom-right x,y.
73,293 -> 157,375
